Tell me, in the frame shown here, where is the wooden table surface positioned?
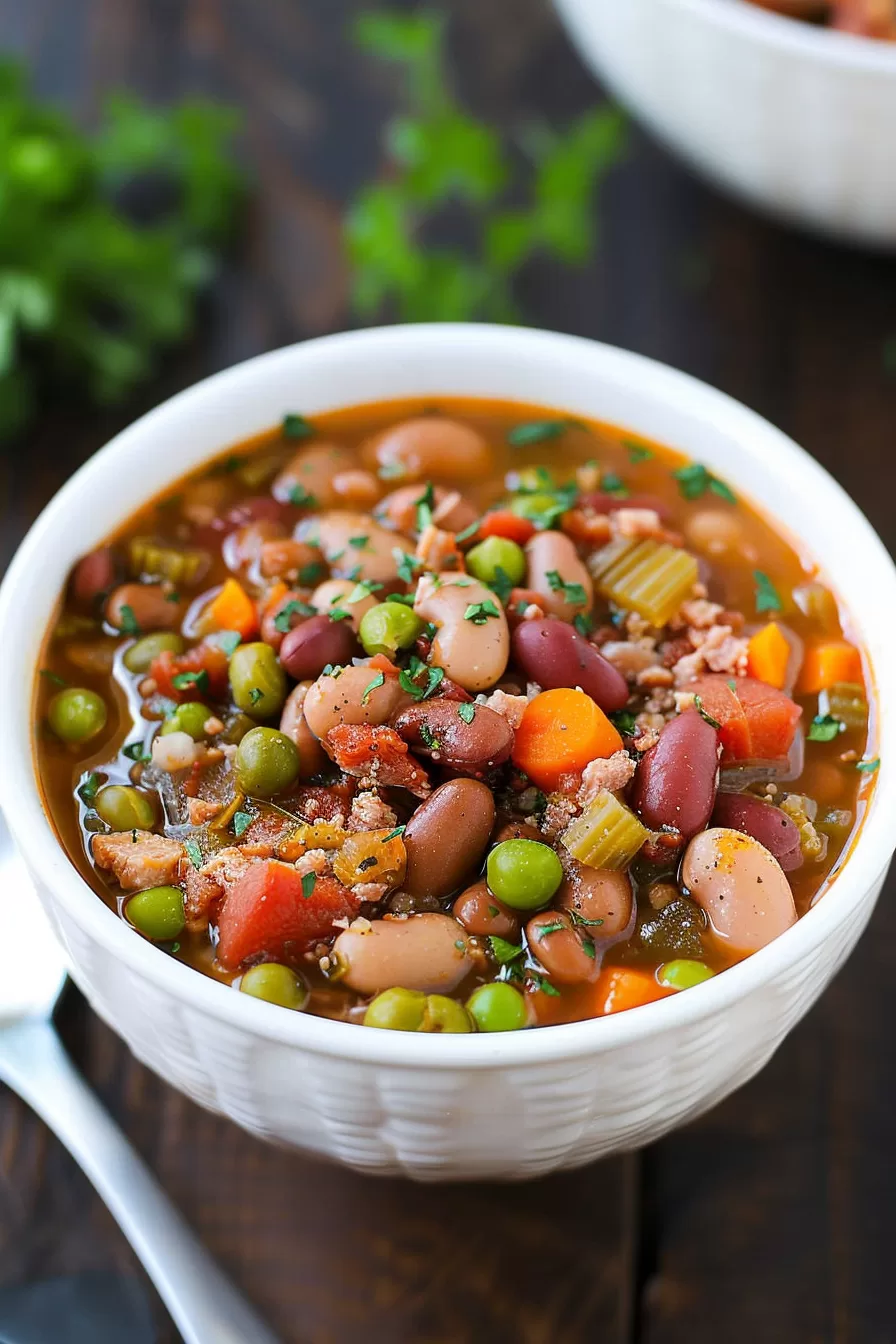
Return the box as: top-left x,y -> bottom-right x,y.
2,2 -> 896,1341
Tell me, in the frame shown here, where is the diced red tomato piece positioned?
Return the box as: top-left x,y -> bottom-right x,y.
478,511 -> 536,545
216,860 -> 356,970
151,643 -> 230,703
687,674 -> 801,763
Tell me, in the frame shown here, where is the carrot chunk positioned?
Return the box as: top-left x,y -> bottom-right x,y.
747,622 -> 790,690
594,967 -> 674,1015
798,640 -> 863,695
511,688 -> 623,791
216,860 -> 356,969
478,511 -> 536,545
198,577 -> 258,640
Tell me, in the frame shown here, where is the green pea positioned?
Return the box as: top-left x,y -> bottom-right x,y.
161,701 -> 212,741
486,839 -> 563,911
95,785 -> 156,831
228,641 -> 286,718
235,726 -> 300,797
123,631 -> 185,674
47,687 -> 107,744
358,602 -> 424,658
657,959 -> 715,991
364,987 -> 426,1031
466,536 -> 526,587
466,982 -> 528,1033
239,963 -> 308,1010
125,886 -> 185,941
421,995 -> 474,1033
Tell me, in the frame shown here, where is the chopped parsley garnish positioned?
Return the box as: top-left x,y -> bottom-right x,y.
419,723 -> 441,752
328,607 -> 351,622
694,694 -> 722,731
362,671 -> 385,704
528,971 -> 561,997
398,658 -> 444,701
282,412 -> 314,440
346,580 -> 383,604
573,612 -> 595,638
248,687 -> 264,705
533,920 -> 567,939
349,535 -> 370,550
489,565 -> 514,606
487,904 -> 500,918
489,935 -> 524,965
512,481 -> 578,531
545,570 -> 587,607
273,600 -> 315,633
808,714 -> 843,743
233,810 -> 253,838
567,908 -> 604,929
119,604 -> 140,636
301,872 -> 317,899
288,484 -> 317,509
457,702 -> 476,724
122,741 -> 151,763
184,838 -> 203,870
165,590 -> 181,603
172,669 -> 210,693
393,548 -> 423,584
382,826 -> 406,842
39,668 -> 67,687
507,420 -> 568,447
77,772 -> 101,805
581,938 -> 596,960
673,461 -> 737,505
416,482 -> 435,532
625,440 -> 653,463
321,663 -> 343,678
215,630 -> 243,656
384,591 -> 415,607
601,472 -> 629,498
857,757 -> 880,773
298,560 -> 325,586
753,570 -> 783,614
609,709 -> 638,737
464,599 -> 501,625
454,519 -> 480,544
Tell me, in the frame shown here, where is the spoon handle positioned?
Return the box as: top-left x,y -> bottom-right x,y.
0,1018 -> 280,1344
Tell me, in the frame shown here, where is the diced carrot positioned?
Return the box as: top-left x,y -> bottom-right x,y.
511,688 -> 623,791
747,622 -> 790,690
688,674 -> 801,763
798,640 -> 863,695
478,511 -> 536,545
197,577 -> 258,640
259,579 -> 290,619
150,642 -> 230,703
216,861 -> 356,969
593,967 -> 674,1016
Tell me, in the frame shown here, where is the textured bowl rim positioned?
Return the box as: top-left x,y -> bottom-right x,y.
1,323 -> 894,1070
668,0 -> 896,67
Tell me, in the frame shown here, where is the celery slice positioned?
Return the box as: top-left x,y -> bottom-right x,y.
129,536 -> 208,587
589,538 -> 698,626
561,789 -> 648,869
820,682 -> 868,731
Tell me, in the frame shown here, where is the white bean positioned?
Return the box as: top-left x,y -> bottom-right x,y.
682,827 -> 797,954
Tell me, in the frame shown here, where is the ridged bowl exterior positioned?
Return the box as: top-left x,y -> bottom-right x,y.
554,0 -> 896,247
2,326 -> 893,1181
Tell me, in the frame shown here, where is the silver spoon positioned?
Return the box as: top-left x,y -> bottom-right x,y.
0,811 -> 280,1344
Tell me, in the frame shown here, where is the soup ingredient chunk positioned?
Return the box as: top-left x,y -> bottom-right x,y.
48,687 -> 107,744
682,828 -> 797,954
216,862 -> 357,969
486,839 -> 563,911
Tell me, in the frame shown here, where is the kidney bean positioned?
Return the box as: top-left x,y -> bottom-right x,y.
630,709 -> 720,838
225,496 -> 285,529
279,680 -> 329,780
333,913 -> 474,995
394,698 -> 513,775
556,859 -> 634,938
105,582 -> 183,632
279,614 -> 359,681
512,619 -> 628,712
682,827 -> 797,954
303,664 -> 415,740
71,547 -> 116,605
712,792 -> 803,871
526,912 -> 600,985
452,881 -> 520,939
403,778 -> 495,900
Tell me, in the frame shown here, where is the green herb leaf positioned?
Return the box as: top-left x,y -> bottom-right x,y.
601,472 -> 629,498
282,413 -> 314,440
362,671 -> 386,704
489,935 -> 524,965
808,714 -> 843,743
119,604 -> 140,636
349,535 -> 370,550
214,629 -> 243,657
507,420 -> 567,447
382,826 -> 406,842
545,570 -> 587,607
753,570 -> 783,614
184,838 -> 203,870
398,659 -> 444,701
673,462 -> 736,505
415,481 -> 435,532
346,580 -> 383,604
171,669 -> 210,693
528,971 -> 561,997
393,548 -> 422,584
609,709 -> 638,737
573,612 -> 594,638
489,565 -> 514,607
122,740 -> 151,762
328,607 -> 351,623
39,668 -> 67,687
454,519 -> 480,544
273,600 -> 315,633
624,440 -> 653,463
463,599 -> 501,625
857,757 -> 880,773
533,919 -> 567,939
77,771 -> 101,805
301,871 -> 317,899
232,810 -> 253,838
288,484 -> 317,509
298,560 -> 325,586
457,702 -> 476,724
248,687 -> 263,705
693,694 -> 722,731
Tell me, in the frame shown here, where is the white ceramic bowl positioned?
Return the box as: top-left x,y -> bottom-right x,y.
554,0 -> 896,247
1,325 -> 894,1181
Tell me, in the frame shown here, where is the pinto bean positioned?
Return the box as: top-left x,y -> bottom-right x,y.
375,484 -> 478,536
526,911 -> 600,985
525,531 -> 594,622
279,680 -> 329,779
302,663 -> 415,740
333,913 -> 474,995
630,709 -> 720,839
331,469 -> 381,510
279,614 -> 360,682
72,547 -> 116,605
310,578 -> 379,633
414,572 -> 509,692
260,588 -> 311,651
512,619 -> 628,712
272,443 -> 356,510
362,417 -> 491,484
403,778 -> 495,900
105,582 -> 183,632
259,537 -> 322,581
712,792 -> 803,872
556,860 -> 634,938
452,881 -> 520,939
296,510 -> 412,585
682,827 -> 797,954
394,698 -> 513,775
223,520 -> 287,573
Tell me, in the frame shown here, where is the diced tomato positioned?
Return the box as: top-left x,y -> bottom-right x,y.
150,643 -> 230,703
687,674 -> 802,763
478,511 -> 536,545
326,724 -> 431,797
216,860 -> 356,970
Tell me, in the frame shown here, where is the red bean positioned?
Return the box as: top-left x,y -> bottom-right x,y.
512,619 -> 628,711
630,709 -> 720,838
712,792 -> 803,871
393,699 -> 513,775
526,911 -> 600,985
279,614 -> 359,681
403,779 -> 495,900
225,497 -> 285,529
453,881 -> 520,939
71,548 -> 116,605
